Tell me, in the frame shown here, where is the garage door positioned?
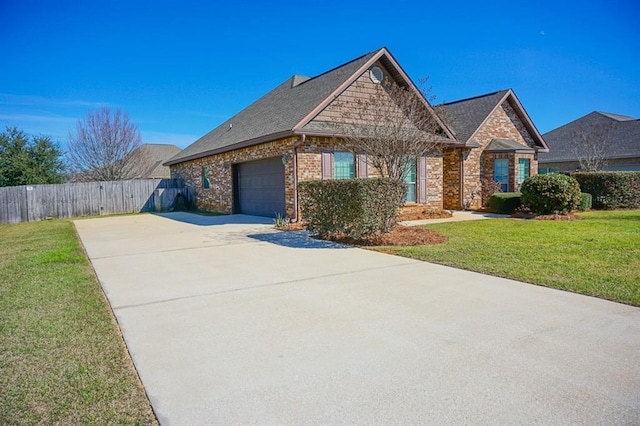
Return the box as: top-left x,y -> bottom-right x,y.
236,157 -> 285,218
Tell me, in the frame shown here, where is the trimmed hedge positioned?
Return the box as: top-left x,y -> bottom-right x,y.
298,178 -> 406,238
572,172 -> 640,209
521,173 -> 581,214
578,193 -> 592,211
487,192 -> 521,214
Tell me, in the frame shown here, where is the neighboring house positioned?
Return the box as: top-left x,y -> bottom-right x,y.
128,143 -> 182,179
438,90 -> 549,209
538,111 -> 640,172
165,48 -> 548,217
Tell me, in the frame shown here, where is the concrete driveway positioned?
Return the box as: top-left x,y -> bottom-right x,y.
74,212 -> 640,425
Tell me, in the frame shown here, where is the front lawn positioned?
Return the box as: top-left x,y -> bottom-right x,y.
0,220 -> 157,425
377,210 -> 640,306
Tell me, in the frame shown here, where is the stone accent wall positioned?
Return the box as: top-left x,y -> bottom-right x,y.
443,99 -> 540,209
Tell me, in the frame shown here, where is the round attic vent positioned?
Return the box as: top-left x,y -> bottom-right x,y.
369,66 -> 384,84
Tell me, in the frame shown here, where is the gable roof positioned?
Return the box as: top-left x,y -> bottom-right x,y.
539,111 -> 640,162
166,48 -> 456,166
128,143 -> 182,178
438,89 -> 549,152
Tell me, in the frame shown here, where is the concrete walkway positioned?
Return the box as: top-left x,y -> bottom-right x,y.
75,212 -> 640,425
401,210 -> 510,226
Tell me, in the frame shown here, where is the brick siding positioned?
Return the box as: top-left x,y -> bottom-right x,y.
170,134 -> 444,218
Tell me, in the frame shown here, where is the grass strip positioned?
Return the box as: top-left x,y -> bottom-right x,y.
0,219 -> 157,425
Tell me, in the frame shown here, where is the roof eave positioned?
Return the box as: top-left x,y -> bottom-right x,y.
487,149 -> 536,154
294,128 -> 462,146
164,130 -> 295,166
506,90 -> 550,152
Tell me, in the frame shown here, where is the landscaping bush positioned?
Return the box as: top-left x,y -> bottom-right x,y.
487,192 -> 522,214
298,178 -> 406,239
572,172 -> 640,209
578,193 -> 592,211
520,173 -> 581,214
481,178 -> 502,207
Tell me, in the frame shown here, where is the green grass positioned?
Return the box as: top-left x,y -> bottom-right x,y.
0,220 -> 157,425
378,210 -> 640,306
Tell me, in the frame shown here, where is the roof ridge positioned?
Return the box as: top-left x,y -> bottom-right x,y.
595,111 -> 637,121
294,48 -> 383,87
440,89 -> 510,106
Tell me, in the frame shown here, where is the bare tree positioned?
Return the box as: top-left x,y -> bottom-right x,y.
330,77 -> 448,182
67,107 -> 143,181
571,121 -> 612,172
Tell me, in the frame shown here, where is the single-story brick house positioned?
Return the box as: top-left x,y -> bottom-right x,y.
166,47 -> 548,217
438,90 -> 549,209
538,111 -> 640,172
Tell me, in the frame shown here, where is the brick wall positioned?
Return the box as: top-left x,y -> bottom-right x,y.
443,148 -> 460,209
170,137 -> 297,216
171,134 -> 444,217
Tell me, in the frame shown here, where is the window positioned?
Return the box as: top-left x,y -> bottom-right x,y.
518,158 -> 530,188
405,160 -> 416,203
494,159 -> 508,192
334,152 -> 355,179
539,167 -> 558,175
202,166 -> 210,189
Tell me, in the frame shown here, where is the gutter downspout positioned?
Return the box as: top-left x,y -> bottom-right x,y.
459,150 -> 465,209
291,134 -> 305,222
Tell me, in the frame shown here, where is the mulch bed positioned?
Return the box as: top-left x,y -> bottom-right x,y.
398,206 -> 453,221
275,207 -> 452,246
322,226 -> 448,246
511,209 -> 582,220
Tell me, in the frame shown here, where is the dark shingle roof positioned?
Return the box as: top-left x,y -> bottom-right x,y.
539,111 -> 640,162
166,50 -> 379,165
438,90 -> 510,142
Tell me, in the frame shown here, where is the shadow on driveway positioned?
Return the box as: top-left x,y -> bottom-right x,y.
248,230 -> 351,249
154,212 -> 274,226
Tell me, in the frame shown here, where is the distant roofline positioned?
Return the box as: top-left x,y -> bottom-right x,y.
140,142 -> 181,147
539,153 -> 640,163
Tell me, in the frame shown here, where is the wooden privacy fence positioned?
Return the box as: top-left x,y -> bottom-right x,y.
0,179 -> 194,224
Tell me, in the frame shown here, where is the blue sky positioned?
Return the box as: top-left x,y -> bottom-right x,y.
1,0 -> 638,150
